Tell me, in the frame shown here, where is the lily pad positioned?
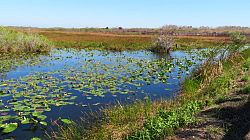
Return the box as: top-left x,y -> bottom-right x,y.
1,123 -> 18,133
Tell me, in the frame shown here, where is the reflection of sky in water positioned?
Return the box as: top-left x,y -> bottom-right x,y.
0,49 -> 203,139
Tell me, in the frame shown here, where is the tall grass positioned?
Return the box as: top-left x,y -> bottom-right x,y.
0,27 -> 53,53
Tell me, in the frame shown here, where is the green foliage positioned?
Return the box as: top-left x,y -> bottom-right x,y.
243,58 -> 250,71
241,85 -> 250,94
215,94 -> 227,104
60,118 -> 73,124
241,76 -> 250,82
182,78 -> 200,94
1,123 -> 18,133
31,137 -> 41,140
127,101 -> 205,140
208,73 -> 232,97
230,32 -> 247,46
0,27 -> 53,53
227,32 -> 247,53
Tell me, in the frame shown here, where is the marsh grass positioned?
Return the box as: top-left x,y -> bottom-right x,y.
48,121 -> 86,140
36,30 -> 229,51
53,37 -> 223,52
175,37 -> 224,50
0,27 -> 53,53
54,41 -> 150,52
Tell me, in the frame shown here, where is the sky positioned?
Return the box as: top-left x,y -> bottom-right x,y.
0,0 -> 250,28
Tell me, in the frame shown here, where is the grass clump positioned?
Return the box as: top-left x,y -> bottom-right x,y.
182,78 -> 200,94
0,27 -> 53,53
48,121 -> 86,140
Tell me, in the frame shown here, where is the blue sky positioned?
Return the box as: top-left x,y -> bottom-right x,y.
0,0 -> 249,28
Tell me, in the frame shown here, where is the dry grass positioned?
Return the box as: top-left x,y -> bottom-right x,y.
14,28 -> 235,51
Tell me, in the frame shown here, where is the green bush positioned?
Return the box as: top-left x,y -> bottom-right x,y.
0,27 -> 53,53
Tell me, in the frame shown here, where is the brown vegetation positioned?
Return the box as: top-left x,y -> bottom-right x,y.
7,26 -> 250,51
17,29 -> 236,50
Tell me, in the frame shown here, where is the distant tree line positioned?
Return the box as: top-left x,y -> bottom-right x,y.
8,25 -> 250,37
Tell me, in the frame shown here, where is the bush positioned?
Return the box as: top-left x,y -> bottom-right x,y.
227,32 -> 247,54
0,27 -> 53,53
151,34 -> 174,53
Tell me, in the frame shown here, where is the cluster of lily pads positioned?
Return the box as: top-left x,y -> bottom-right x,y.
0,48 -> 207,135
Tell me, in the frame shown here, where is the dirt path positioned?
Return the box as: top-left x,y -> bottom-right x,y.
168,73 -> 250,140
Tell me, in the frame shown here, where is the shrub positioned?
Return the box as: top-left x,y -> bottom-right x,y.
151,34 -> 174,53
0,27 -> 53,53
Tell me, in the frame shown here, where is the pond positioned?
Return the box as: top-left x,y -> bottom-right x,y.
0,48 -> 206,139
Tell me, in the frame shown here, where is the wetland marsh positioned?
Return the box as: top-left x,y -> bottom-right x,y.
0,48 -> 206,139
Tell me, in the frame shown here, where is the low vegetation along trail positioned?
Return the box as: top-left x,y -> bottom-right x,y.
170,70 -> 250,140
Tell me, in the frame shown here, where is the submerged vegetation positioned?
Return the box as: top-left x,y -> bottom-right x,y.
0,27 -> 53,53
